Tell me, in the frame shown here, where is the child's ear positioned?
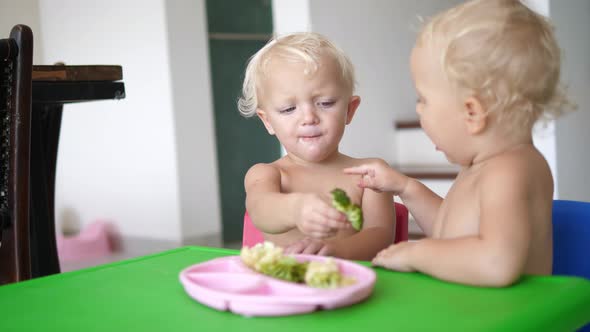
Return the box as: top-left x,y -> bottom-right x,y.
256,109 -> 275,135
346,96 -> 361,124
463,96 -> 487,135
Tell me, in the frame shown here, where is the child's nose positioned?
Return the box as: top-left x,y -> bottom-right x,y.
301,105 -> 319,125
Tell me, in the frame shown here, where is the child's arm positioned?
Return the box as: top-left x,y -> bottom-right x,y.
285,188 -> 395,261
373,166 -> 533,287
344,159 -> 443,236
245,163 -> 350,238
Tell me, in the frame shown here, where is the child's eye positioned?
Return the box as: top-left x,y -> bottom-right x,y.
416,97 -> 425,104
279,106 -> 295,114
317,101 -> 335,108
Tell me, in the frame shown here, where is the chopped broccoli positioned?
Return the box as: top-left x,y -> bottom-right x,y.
304,259 -> 342,288
240,242 -> 355,288
241,242 -> 308,283
330,188 -> 363,231
259,256 -> 308,283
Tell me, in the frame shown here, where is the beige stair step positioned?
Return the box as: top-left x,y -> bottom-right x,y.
391,164 -> 459,180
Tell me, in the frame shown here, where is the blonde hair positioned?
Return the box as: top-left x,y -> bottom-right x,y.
417,0 -> 573,131
237,32 -> 356,118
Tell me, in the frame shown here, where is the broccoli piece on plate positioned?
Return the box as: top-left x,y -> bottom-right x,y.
240,242 -> 355,288
241,242 -> 308,283
258,256 -> 308,283
305,258 -> 356,288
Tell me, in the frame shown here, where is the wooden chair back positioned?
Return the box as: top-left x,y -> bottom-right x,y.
0,24 -> 34,285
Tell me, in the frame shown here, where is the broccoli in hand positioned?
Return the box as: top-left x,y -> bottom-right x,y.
331,188 -> 350,212
330,188 -> 363,231
346,204 -> 363,231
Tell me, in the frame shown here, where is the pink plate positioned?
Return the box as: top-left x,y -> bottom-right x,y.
179,255 -> 376,316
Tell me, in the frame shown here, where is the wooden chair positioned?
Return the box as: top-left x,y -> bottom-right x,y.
1,25 -> 125,285
0,24 -> 34,285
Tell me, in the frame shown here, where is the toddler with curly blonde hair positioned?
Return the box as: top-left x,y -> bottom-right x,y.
345,0 -> 574,286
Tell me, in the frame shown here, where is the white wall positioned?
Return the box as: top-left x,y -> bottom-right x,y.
522,0 -> 549,16
272,0 -> 311,34
524,0 -> 590,202
39,0 -> 181,242
0,0 -> 43,64
307,0 -> 463,163
164,1 -> 221,243
34,0 -> 220,245
551,0 -> 590,202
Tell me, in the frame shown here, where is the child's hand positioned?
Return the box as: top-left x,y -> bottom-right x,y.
284,237 -> 334,256
344,160 -> 409,195
296,193 -> 350,238
371,242 -> 416,272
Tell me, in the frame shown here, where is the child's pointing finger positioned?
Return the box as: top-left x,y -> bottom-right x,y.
342,166 -> 366,175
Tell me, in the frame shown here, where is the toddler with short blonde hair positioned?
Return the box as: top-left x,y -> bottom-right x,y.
242,32 -> 396,260
345,0 -> 574,286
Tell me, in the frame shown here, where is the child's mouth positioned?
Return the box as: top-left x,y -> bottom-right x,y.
300,135 -> 321,142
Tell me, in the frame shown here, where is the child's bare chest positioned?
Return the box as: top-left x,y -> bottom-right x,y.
280,168 -> 362,204
432,172 -> 480,238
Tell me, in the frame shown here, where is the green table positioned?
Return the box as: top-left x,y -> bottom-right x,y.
0,246 -> 589,331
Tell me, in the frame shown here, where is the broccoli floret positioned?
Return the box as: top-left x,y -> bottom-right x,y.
347,204 -> 363,231
241,241 -> 283,270
240,242 -> 355,288
331,188 -> 350,213
330,188 -> 363,231
304,258 -> 356,288
305,259 -> 342,288
259,256 -> 308,283
241,242 -> 308,283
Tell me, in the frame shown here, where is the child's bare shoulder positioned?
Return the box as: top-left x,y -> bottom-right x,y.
245,161 -> 283,187
479,145 -> 552,191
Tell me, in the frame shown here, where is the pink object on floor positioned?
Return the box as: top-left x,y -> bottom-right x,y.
179,255 -> 376,317
57,220 -> 113,262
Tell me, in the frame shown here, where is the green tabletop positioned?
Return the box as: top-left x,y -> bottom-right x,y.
0,246 -> 589,331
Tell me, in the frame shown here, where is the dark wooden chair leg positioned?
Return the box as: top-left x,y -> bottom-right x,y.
29,103 -> 62,277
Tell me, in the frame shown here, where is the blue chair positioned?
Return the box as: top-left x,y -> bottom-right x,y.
552,200 -> 590,332
552,200 -> 590,280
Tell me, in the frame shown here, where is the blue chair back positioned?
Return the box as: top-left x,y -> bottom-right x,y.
553,200 -> 590,332
552,200 -> 590,279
